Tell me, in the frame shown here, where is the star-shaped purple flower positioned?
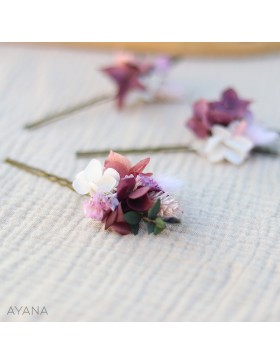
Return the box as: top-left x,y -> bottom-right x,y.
208,88 -> 251,125
102,57 -> 153,109
186,88 -> 252,139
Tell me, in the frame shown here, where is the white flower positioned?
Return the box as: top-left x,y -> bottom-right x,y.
72,159 -> 120,195
204,125 -> 253,165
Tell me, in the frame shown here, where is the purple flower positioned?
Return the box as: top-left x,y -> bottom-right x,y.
186,88 -> 251,139
186,99 -> 210,139
208,88 -> 251,125
102,56 -> 153,109
135,174 -> 161,190
117,176 -> 153,212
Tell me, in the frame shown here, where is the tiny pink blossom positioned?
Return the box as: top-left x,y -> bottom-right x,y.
83,193 -> 119,221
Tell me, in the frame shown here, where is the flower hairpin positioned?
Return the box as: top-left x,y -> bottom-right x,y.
5,152 -> 182,236
185,88 -> 279,164
24,53 -> 181,130
72,151 -> 182,235
102,53 -> 182,108
77,88 -> 279,165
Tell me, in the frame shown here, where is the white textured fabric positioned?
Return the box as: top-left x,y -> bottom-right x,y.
0,44 -> 280,321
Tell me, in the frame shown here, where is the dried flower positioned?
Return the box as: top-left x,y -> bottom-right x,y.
186,88 -> 278,164
204,124 -> 253,165
83,192 -> 119,221
102,54 -> 153,108
150,191 -> 183,219
72,152 -> 182,235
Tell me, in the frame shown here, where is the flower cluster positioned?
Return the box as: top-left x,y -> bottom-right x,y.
72,151 -> 182,235
186,88 -> 278,165
102,53 -> 181,108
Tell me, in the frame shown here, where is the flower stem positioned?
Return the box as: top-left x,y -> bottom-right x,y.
76,144 -> 280,159
143,217 -> 155,224
24,94 -> 114,130
4,158 -> 74,191
76,145 -> 195,158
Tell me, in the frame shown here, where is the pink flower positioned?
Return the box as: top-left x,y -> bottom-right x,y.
116,176 -> 153,212
83,193 -> 118,221
104,151 -> 151,178
186,99 -> 210,139
102,204 -> 131,235
208,88 -> 251,125
186,89 -> 251,139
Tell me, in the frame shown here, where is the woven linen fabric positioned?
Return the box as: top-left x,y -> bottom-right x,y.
0,44 -> 279,321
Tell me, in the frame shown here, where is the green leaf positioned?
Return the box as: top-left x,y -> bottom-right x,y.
147,222 -> 154,234
130,224 -> 140,235
155,217 -> 166,229
148,199 -> 161,219
124,211 -> 142,225
153,225 -> 164,235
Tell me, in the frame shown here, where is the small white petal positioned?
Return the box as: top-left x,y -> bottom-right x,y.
224,136 -> 253,153
204,136 -> 222,153
224,148 -> 248,165
104,168 -> 120,184
212,125 -> 231,139
72,172 -> 91,195
206,145 -> 225,163
84,159 -> 103,183
96,175 -> 118,193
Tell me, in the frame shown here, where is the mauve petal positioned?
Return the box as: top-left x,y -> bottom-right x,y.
130,157 -> 150,175
129,186 -> 150,199
117,177 -> 136,200
102,66 -> 128,83
116,204 -> 125,223
193,99 -> 209,127
209,88 -> 251,123
104,209 -> 118,229
105,161 -> 129,178
127,194 -> 153,212
187,117 -> 209,139
222,88 -> 239,104
208,108 -> 234,125
105,151 -> 131,170
110,222 -> 131,235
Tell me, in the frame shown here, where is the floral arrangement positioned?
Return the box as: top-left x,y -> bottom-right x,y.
102,53 -> 181,108
186,88 -> 278,165
72,151 -> 182,235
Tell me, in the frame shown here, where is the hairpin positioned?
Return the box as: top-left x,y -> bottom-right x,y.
24,53 -> 181,130
102,53 -> 182,109
77,88 -> 279,165
5,152 -> 182,236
